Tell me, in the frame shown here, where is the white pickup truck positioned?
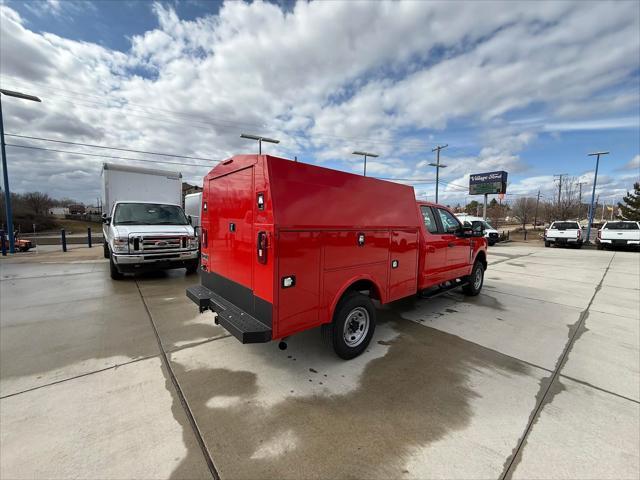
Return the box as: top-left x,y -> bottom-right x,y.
597,221 -> 640,250
544,221 -> 583,248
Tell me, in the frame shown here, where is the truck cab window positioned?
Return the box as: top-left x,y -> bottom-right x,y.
420,206 -> 439,234
437,208 -> 461,233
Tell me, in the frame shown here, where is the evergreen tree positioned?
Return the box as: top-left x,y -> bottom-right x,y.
617,182 -> 640,221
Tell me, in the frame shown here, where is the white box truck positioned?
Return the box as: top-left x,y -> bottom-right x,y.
184,192 -> 203,229
101,163 -> 199,279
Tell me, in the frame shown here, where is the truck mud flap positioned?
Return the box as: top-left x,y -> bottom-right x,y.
186,285 -> 272,344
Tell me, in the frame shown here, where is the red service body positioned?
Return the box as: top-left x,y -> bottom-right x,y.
187,154 -> 487,358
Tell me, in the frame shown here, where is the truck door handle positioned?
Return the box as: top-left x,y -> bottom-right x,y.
257,231 -> 268,264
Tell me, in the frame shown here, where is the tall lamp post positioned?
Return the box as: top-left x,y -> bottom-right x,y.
0,89 -> 42,254
585,151 -> 609,245
352,151 -> 378,177
240,133 -> 279,155
429,144 -> 448,204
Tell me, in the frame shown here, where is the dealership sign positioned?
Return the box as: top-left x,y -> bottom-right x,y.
469,171 -> 508,195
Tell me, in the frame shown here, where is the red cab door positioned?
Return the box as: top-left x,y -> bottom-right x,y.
435,207 -> 471,277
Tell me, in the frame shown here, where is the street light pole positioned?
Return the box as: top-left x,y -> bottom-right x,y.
240,133 -> 280,155
429,144 -> 448,204
352,151 -> 379,177
586,151 -> 609,244
0,89 -> 41,254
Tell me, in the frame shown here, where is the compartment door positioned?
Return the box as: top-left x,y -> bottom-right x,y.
277,231 -> 321,338
388,230 -> 419,302
208,166 -> 254,290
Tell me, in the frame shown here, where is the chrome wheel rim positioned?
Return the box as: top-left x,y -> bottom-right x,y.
343,307 -> 370,347
473,266 -> 483,290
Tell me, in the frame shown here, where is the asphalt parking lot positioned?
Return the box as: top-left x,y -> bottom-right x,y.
1,243 -> 638,479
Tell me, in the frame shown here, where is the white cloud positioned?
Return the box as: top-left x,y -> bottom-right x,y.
0,1 -> 638,203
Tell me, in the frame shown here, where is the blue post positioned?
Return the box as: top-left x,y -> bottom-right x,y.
586,153 -> 603,245
87,227 -> 92,248
61,229 -> 67,252
0,96 -> 15,254
1,230 -> 6,256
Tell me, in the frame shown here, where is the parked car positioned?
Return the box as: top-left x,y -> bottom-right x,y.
597,221 -> 640,250
186,154 -> 487,359
455,214 -> 500,245
544,221 -> 583,248
1,233 -> 33,252
101,163 -> 199,279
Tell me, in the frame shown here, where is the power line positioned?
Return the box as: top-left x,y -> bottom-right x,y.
1,78 -> 435,150
5,143 -> 216,168
5,133 -> 218,162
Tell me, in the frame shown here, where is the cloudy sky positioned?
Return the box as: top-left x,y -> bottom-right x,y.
1,0 -> 639,206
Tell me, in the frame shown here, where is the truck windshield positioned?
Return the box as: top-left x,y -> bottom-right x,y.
551,222 -> 579,230
604,222 -> 639,230
113,203 -> 188,225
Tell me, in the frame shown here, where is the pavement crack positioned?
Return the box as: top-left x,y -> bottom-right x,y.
0,354 -> 159,400
499,252 -> 617,480
134,280 -> 220,480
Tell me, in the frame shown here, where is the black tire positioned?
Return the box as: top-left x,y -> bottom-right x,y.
329,291 -> 376,360
544,241 -> 550,247
103,241 -> 110,259
576,243 -> 583,249
462,260 -> 484,296
109,254 -> 124,280
596,242 -> 604,250
185,259 -> 199,274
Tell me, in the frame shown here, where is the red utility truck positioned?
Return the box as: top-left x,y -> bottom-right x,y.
187,155 -> 487,359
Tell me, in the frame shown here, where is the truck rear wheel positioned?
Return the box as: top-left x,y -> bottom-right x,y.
463,260 -> 484,296
545,241 -> 551,247
328,291 -> 376,360
103,241 -> 110,259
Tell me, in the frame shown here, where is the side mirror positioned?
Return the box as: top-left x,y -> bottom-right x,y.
102,214 -> 111,225
471,221 -> 485,234
458,226 -> 473,237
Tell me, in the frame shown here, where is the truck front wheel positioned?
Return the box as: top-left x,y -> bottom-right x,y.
463,261 -> 484,296
185,259 -> 199,274
109,254 -> 124,280
103,241 -> 110,259
327,291 -> 376,360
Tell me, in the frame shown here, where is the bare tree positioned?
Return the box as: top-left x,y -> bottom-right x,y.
22,192 -> 54,216
557,176 -> 581,220
511,197 -> 537,230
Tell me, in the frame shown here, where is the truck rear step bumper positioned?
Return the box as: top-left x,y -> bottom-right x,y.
186,285 -> 272,344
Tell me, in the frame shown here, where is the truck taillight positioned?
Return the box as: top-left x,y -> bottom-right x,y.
257,231 -> 268,264
597,229 -> 601,239
577,229 -> 581,239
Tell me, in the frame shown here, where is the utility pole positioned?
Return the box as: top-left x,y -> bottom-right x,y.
553,173 -> 568,215
586,151 -> 609,244
534,189 -> 541,229
577,181 -> 587,221
429,144 -> 448,204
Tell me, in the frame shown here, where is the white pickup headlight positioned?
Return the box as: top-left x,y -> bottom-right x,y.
112,237 -> 129,253
188,236 -> 198,249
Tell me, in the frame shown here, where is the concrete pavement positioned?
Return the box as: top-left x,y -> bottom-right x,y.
1,243 -> 638,479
